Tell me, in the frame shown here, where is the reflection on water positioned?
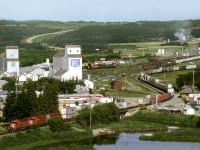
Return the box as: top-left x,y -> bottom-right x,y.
94,133 -> 200,150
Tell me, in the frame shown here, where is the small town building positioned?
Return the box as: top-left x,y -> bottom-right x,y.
0,46 -> 20,77
74,85 -> 89,94
50,45 -> 82,81
111,80 -> 123,90
84,79 -> 94,89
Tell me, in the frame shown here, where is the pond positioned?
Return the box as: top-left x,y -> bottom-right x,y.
29,132 -> 200,150
94,132 -> 200,150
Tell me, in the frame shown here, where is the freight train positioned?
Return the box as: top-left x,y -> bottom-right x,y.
139,72 -> 174,94
143,55 -> 200,71
139,72 -> 174,103
9,112 -> 60,131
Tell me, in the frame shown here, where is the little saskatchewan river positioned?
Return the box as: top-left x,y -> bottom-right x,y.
94,133 -> 200,150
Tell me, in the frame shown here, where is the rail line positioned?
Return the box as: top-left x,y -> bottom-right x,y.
128,77 -> 165,94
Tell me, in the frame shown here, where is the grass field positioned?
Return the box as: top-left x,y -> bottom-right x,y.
83,60 -> 154,98
151,70 -> 192,86
110,42 -> 181,57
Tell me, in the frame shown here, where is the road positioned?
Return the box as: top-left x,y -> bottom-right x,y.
25,29 -> 74,44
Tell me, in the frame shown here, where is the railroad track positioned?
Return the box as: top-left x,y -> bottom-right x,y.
127,77 -> 165,94
136,79 -> 165,94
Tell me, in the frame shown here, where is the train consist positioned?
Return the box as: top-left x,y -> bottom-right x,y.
143,64 -> 196,75
143,55 -> 200,71
9,112 -> 60,131
139,72 -> 174,94
139,72 -> 174,103
143,58 -> 176,71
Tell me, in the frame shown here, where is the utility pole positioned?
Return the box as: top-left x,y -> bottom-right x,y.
89,95 -> 92,129
193,66 -> 194,87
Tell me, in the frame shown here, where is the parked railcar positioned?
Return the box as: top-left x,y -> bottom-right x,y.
175,55 -> 200,64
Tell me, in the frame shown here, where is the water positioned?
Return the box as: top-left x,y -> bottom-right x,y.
94,133 -> 200,150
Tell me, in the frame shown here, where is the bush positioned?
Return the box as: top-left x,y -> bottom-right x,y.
75,103 -> 120,127
47,116 -> 71,132
0,116 -> 5,122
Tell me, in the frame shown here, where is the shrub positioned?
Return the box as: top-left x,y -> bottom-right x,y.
47,116 -> 71,132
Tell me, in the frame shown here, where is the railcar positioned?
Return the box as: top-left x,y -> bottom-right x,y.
10,112 -> 60,131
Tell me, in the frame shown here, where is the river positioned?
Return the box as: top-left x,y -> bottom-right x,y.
94,132 -> 200,150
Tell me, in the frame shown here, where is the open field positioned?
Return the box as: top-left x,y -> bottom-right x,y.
83,60 -> 156,98
151,70 -> 193,86
110,42 -> 182,57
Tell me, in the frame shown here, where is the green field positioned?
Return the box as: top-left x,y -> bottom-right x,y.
151,70 -> 192,86
110,42 -> 182,57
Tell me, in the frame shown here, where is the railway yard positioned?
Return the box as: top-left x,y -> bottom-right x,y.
1,50 -> 200,137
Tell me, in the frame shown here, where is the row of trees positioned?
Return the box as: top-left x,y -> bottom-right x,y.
48,20 -> 200,48
3,82 -> 58,121
2,77 -> 84,93
3,78 -> 85,121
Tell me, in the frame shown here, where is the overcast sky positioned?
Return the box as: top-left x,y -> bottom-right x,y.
0,0 -> 200,22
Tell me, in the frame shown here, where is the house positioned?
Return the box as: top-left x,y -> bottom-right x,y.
74,85 -> 89,94
84,79 -> 94,89
50,45 -> 82,81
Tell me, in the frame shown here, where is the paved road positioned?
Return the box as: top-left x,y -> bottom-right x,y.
26,30 -> 74,44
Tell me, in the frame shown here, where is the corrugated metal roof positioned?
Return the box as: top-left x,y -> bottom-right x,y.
65,45 -> 81,48
53,51 -> 65,58
53,69 -> 67,76
67,54 -> 82,58
6,46 -> 18,49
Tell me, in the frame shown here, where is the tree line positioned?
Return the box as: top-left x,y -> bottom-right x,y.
176,69 -> 200,91
48,20 -> 200,49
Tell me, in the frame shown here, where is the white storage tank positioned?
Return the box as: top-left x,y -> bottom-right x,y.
155,79 -> 159,83
183,106 -> 195,115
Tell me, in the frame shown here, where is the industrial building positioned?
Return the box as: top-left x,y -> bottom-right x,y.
0,46 -> 20,77
50,45 -> 82,81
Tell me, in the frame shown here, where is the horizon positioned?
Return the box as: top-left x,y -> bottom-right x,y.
0,0 -> 200,22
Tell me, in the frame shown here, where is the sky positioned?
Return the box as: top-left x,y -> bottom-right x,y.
0,0 -> 200,22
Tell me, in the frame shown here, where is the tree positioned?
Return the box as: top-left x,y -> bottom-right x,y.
3,92 -> 17,121
2,77 -> 16,92
75,103 -> 119,127
15,90 -> 32,119
42,83 -> 59,113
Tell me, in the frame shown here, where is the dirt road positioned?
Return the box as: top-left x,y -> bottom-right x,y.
25,30 -> 74,44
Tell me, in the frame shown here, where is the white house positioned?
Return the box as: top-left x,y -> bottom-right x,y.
84,79 -> 94,89
18,74 -> 27,82
50,45 -> 82,81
